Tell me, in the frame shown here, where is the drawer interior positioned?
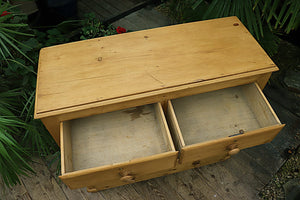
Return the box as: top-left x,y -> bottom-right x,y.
169,83 -> 281,146
61,103 -> 175,173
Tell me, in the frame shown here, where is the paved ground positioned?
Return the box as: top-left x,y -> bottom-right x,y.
112,4 -> 172,31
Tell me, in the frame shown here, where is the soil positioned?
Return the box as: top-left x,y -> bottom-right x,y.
259,145 -> 300,199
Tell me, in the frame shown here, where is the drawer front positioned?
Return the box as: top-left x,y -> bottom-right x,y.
179,125 -> 284,167
59,102 -> 178,191
167,82 -> 285,167
60,151 -> 178,190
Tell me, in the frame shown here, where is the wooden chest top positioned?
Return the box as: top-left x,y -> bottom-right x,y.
35,16 -> 277,119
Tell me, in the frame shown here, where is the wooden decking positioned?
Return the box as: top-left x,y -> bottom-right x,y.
78,0 -> 172,30
111,4 -> 172,31
78,0 -> 153,23
1,1 -> 300,200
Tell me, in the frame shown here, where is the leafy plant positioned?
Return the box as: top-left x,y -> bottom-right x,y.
34,20 -> 81,47
0,0 -> 34,63
259,26 -> 281,57
80,13 -> 117,40
164,0 -> 300,56
254,0 -> 300,34
0,0 -> 123,187
0,1 -> 61,187
0,90 -> 34,187
189,0 -> 300,37
20,90 -> 58,156
193,0 -> 264,39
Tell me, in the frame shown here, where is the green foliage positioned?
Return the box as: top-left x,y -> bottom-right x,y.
0,90 -> 34,187
0,0 -> 34,63
20,90 -> 58,156
181,0 -> 265,39
254,0 -> 300,34
3,58 -> 36,90
0,2 -> 119,187
80,13 -> 117,40
34,20 -> 81,47
165,0 -> 300,56
259,26 -> 281,58
0,3 -> 85,185
188,0 -> 300,35
0,1 -> 61,188
167,0 -> 262,39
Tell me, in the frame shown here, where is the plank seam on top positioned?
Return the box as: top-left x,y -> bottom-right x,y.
36,66 -> 276,116
35,16 -> 277,118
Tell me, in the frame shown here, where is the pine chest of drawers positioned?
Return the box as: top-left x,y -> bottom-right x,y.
34,16 -> 284,192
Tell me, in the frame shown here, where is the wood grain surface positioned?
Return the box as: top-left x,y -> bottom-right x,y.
35,16 -> 277,118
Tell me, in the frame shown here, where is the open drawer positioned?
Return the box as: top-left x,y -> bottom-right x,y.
59,103 -> 177,191
167,82 -> 284,167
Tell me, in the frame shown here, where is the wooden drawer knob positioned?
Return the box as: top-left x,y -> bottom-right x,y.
228,148 -> 240,156
87,186 -> 98,193
120,175 -> 135,183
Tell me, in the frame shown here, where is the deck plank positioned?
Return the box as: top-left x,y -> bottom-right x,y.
77,0 -> 147,21
244,143 -> 284,175
101,0 -> 129,14
112,5 -> 172,31
19,158 -> 67,200
154,170 -> 221,200
104,0 -> 135,11
194,164 -> 257,199
227,151 -> 272,185
77,1 -> 96,18
0,178 -> 32,200
57,183 -> 106,200
47,158 -> 107,200
132,178 -> 186,200
100,184 -> 144,200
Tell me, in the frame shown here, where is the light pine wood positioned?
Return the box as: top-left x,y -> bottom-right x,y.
60,103 -> 178,190
154,103 -> 176,151
242,82 -> 281,126
121,84 -> 284,192
178,125 -> 284,167
72,120 -> 281,192
40,71 -> 275,145
41,117 -> 60,144
167,82 -> 285,166
35,16 -> 278,119
171,83 -> 281,145
37,69 -> 274,121
60,121 -> 73,174
60,152 -> 178,190
166,100 -> 185,151
228,148 -> 240,156
33,16 -> 285,192
255,72 -> 272,89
